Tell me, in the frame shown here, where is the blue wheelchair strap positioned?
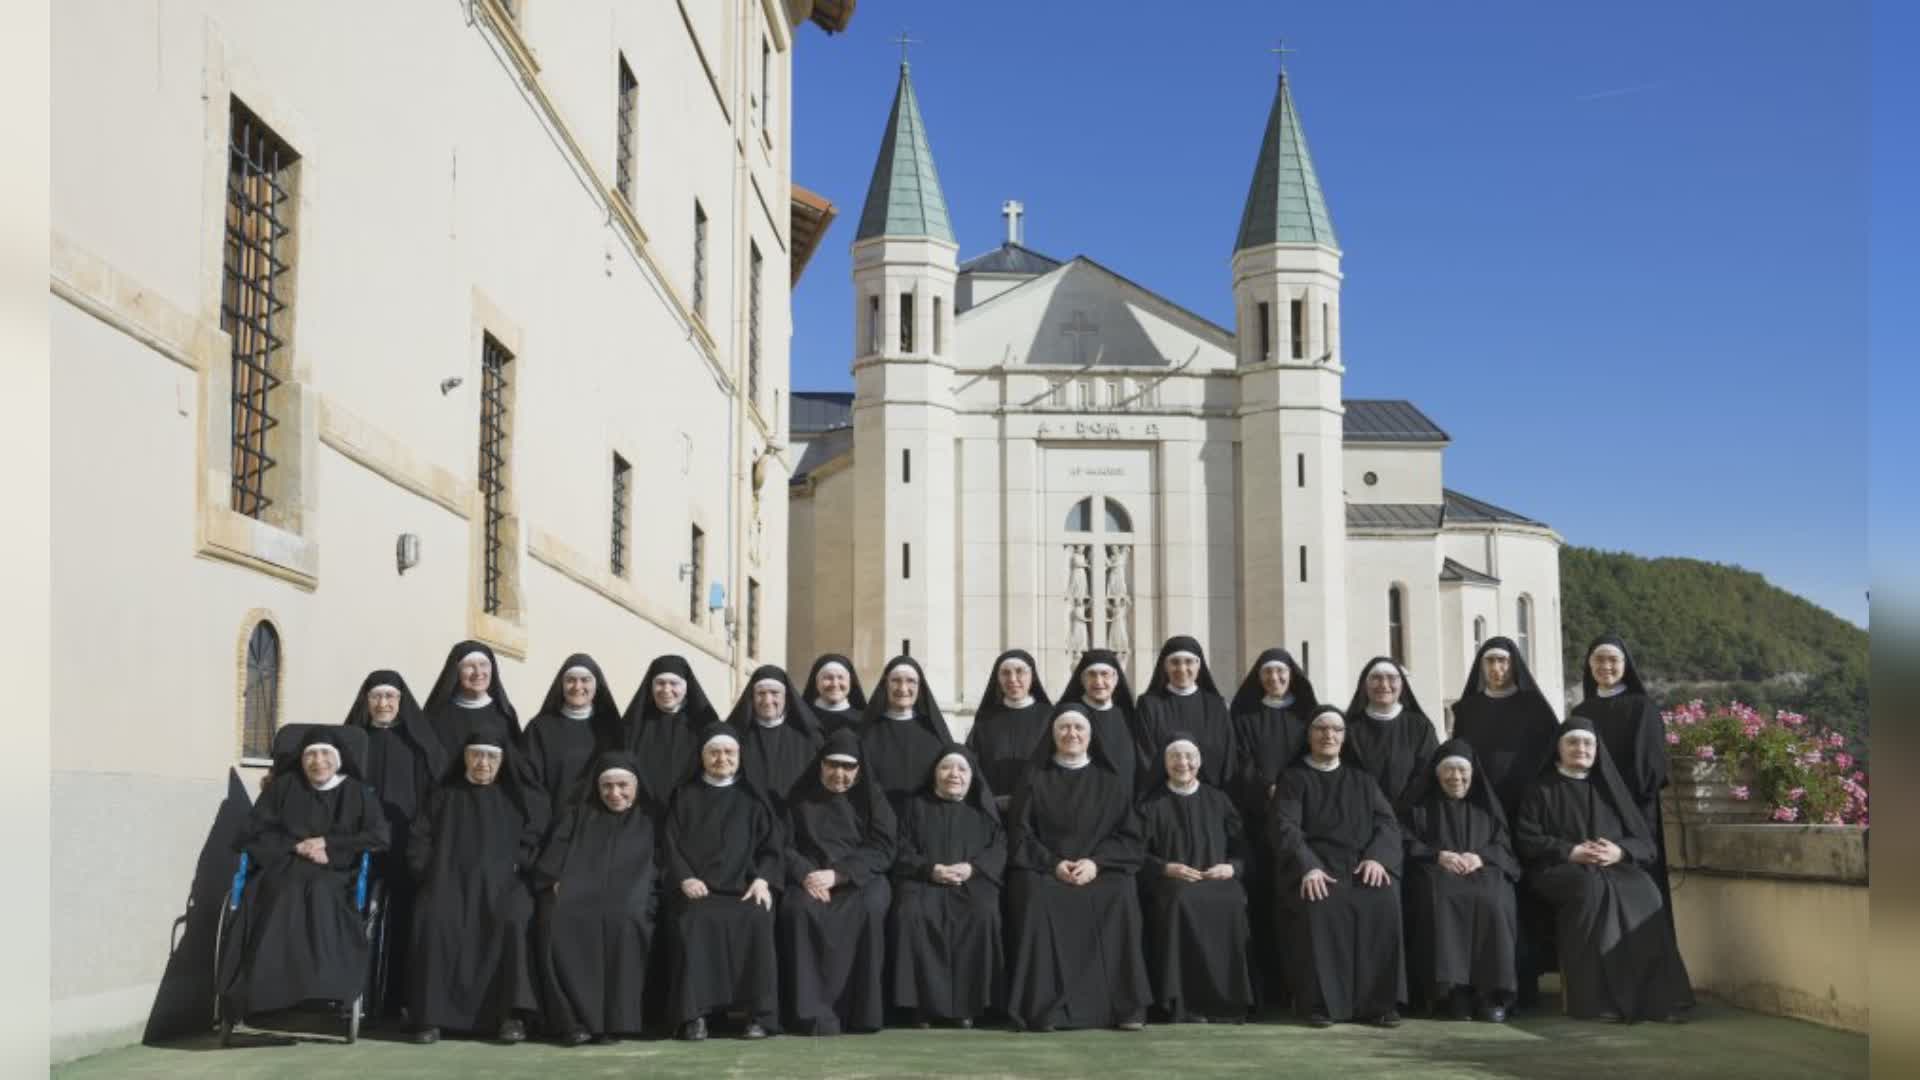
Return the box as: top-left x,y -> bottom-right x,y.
354,851 -> 370,912
228,851 -> 250,910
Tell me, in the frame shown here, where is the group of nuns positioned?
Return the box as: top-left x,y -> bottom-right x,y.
217,632 -> 1694,1046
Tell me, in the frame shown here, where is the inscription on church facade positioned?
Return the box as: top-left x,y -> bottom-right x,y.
1036,421 -> 1161,440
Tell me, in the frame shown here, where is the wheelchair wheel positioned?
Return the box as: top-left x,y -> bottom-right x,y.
347,995 -> 362,1044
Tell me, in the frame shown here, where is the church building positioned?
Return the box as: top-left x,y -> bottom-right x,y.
787,60 -> 1565,724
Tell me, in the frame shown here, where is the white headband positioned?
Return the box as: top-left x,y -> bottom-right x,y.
369,683 -> 400,697
1436,755 -> 1471,774
753,678 -> 786,693
465,743 -> 504,756
1481,648 -> 1510,660
816,661 -> 850,680
598,766 -> 638,784
886,662 -> 919,680
1260,660 -> 1290,672
460,650 -> 490,667
654,672 -> 687,688
938,752 -> 970,770
824,753 -> 859,765
704,733 -> 739,751
1053,707 -> 1092,727
1083,663 -> 1118,677
1560,729 -> 1597,745
998,657 -> 1031,674
1167,650 -> 1201,664
1165,738 -> 1200,758
1367,660 -> 1401,680
302,744 -> 340,761
564,665 -> 594,681
1590,644 -> 1626,661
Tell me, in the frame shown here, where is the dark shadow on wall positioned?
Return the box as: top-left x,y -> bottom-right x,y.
141,768 -> 254,1045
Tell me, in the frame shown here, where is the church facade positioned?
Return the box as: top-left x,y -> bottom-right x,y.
788,63 -> 1565,723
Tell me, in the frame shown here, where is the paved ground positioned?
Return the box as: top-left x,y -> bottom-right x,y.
57,997 -> 1865,1079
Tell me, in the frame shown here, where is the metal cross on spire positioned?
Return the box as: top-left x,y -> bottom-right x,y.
893,30 -> 921,68
1271,38 -> 1296,77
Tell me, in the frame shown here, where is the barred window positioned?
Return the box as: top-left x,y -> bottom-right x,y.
222,99 -> 299,522
747,577 -> 762,658
478,335 -> 513,615
241,620 -> 281,761
749,242 -> 763,403
616,55 -> 638,204
689,525 -> 706,623
692,201 -> 708,320
611,453 -> 632,577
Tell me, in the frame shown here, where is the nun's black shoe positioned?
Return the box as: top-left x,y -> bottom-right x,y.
958,1018 -> 974,1030
679,1017 -> 708,1041
558,1028 -> 592,1047
408,1026 -> 441,1045
1478,1005 -> 1509,1024
741,1022 -> 770,1040
497,1018 -> 527,1043
1371,1011 -> 1402,1028
1307,1011 -> 1334,1028
1114,1016 -> 1145,1032
1595,1011 -> 1624,1023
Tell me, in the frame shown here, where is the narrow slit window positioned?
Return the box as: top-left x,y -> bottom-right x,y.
615,55 -> 638,203
1290,298 -> 1306,359
902,542 -> 911,580
610,453 -> 632,577
1299,545 -> 1308,583
1517,595 -> 1534,664
902,448 -> 911,484
1256,301 -> 1272,362
1321,302 -> 1331,358
1301,640 -> 1310,675
900,292 -> 916,353
748,242 -> 763,403
223,98 -> 300,522
478,335 -> 513,616
1297,453 -> 1306,488
1388,586 -> 1407,666
241,620 -> 281,761
747,578 -> 762,658
689,525 -> 706,623
902,638 -> 911,657
932,296 -> 944,355
692,201 -> 708,319
867,295 -> 882,355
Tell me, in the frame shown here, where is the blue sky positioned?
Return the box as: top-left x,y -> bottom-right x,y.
789,1 -> 1871,626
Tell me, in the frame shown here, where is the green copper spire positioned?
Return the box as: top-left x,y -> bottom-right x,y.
1234,72 -> 1337,251
855,63 -> 954,244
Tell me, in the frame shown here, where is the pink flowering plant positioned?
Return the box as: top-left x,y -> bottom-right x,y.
1661,700 -> 1868,826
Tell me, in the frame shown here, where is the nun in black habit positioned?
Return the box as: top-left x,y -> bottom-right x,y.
220,728 -> 390,1023
778,730 -> 897,1035
1137,733 -> 1254,1024
531,751 -> 660,1046
343,671 -> 444,1018
1269,704 -> 1406,1027
890,744 -> 1007,1028
1400,738 -> 1520,1022
406,729 -> 544,1043
725,664 -> 825,812
618,655 -> 723,819
1344,657 -> 1441,811
857,655 -> 956,818
519,654 -> 623,826
805,653 -> 868,735
661,722 -> 783,1040
1570,636 -> 1676,904
1135,636 -> 1242,795
1045,648 -> 1143,803
964,648 -> 1053,810
1514,719 -> 1693,1022
420,640 -> 520,756
1226,648 -> 1319,1004
1004,702 -> 1152,1032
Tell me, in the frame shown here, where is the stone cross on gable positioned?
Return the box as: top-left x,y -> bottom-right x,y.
1060,310 -> 1099,366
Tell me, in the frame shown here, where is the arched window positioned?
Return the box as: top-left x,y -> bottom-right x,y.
1472,616 -> 1487,647
242,620 -> 281,760
1103,497 -> 1132,533
1516,595 -> 1534,665
1064,497 -> 1092,533
1388,586 -> 1406,667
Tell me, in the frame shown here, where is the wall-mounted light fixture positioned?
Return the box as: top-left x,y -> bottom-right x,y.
396,533 -> 422,575
439,376 -> 464,395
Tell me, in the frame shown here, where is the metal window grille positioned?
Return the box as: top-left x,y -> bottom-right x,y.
689,525 -> 705,622
616,57 -> 638,203
242,621 -> 281,759
749,243 -> 763,402
747,578 -> 761,658
611,453 -> 631,576
479,336 -> 512,615
223,101 -> 297,520
692,202 -> 708,319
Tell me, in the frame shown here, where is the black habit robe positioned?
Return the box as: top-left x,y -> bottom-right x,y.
1226,649 -> 1320,1002
857,655 -> 956,819
531,752 -> 660,1037
1570,636 -> 1677,907
726,664 -> 826,814
1514,719 -> 1694,1021
805,653 -> 869,736
420,639 -> 521,759
1134,636 -> 1243,795
1047,649 -> 1144,804
617,655 -> 723,821
222,729 -> 390,1018
1400,739 -> 1520,1001
518,653 -> 624,827
1137,773 -> 1254,1020
778,731 -> 897,1033
1344,657 -> 1441,811
661,728 -> 784,1028
407,731 -> 543,1031
1005,703 -> 1152,1030
342,671 -> 442,1017
890,744 -> 1007,1022
964,649 -> 1054,810
1269,737 -> 1407,1022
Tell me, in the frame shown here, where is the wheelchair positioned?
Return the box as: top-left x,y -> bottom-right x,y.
212,723 -> 393,1045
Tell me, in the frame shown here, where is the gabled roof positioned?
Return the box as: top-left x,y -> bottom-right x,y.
1443,489 -> 1542,526
1346,503 -> 1444,530
957,254 -> 1238,346
1235,72 -> 1338,252
1342,400 -> 1449,443
791,390 -> 854,435
855,63 -> 953,244
959,242 -> 1064,276
1440,557 -> 1502,586
789,185 -> 838,285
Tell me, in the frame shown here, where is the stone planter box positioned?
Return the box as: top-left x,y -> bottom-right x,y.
1663,753 -> 1771,824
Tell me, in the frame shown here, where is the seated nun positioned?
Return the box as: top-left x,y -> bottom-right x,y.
1005,702 -> 1152,1032
726,664 -> 825,812
778,730 -> 897,1036
219,728 -> 390,1025
857,656 -> 957,818
618,656 -> 723,818
805,653 -> 868,736
1400,739 -> 1520,1023
1138,734 -> 1254,1024
406,731 -> 544,1044
889,745 -> 1006,1029
1225,648 -> 1319,1003
662,723 -> 783,1040
1343,657 -> 1440,810
1045,649 -> 1142,802
519,654 -> 623,826
1514,720 -> 1693,1023
532,751 -> 660,1047
1134,637 -> 1243,796
964,649 -> 1053,811
420,640 -> 520,758
1270,705 -> 1406,1028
